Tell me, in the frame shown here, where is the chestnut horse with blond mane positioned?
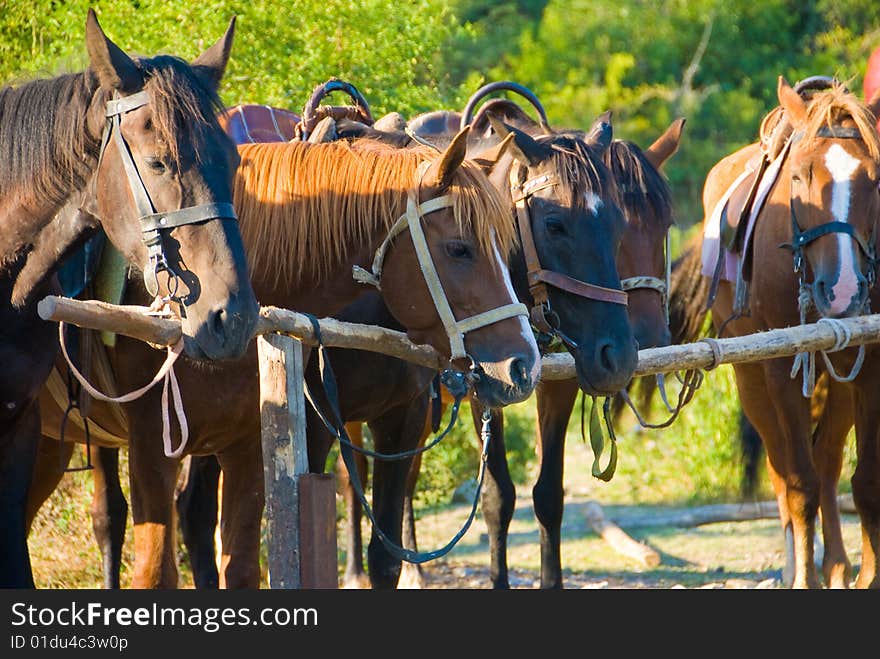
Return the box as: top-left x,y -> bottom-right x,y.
674,76 -> 880,588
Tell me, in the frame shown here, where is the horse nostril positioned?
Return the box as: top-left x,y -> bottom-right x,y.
209,307 -> 227,339
598,341 -> 618,374
509,357 -> 532,389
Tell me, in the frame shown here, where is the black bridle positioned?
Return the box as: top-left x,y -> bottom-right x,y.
95,90 -> 238,305
780,126 -> 878,308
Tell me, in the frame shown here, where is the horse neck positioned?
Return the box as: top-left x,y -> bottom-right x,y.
0,71 -> 102,264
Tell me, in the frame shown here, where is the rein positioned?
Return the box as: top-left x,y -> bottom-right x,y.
57,304 -> 189,459
301,314 -> 490,564
352,160 -> 529,362
94,90 -> 238,304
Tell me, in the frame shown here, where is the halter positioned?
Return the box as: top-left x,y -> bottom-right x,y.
96,90 -> 239,304
618,181 -> 672,324
352,161 -> 529,362
778,125 -> 879,395
509,163 -> 628,349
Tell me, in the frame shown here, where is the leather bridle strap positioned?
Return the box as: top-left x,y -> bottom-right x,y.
353,161 -> 528,361
99,90 -> 238,301
510,165 -> 628,336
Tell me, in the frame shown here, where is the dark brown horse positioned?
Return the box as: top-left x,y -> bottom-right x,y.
30,129 -> 542,588
674,77 -> 880,588
1,10 -> 256,588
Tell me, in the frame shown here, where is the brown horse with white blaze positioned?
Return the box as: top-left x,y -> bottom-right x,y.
675,76 -> 880,588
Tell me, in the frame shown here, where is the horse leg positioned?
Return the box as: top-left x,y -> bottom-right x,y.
216,440 -> 264,589
466,399 -> 515,589
176,454 -> 221,589
89,446 -> 129,589
397,418 -> 429,590
737,361 -> 820,588
810,380 -> 853,588
0,401 -> 41,588
337,422 -> 370,589
852,370 -> 880,589
533,378 -> 579,589
25,435 -> 74,532
127,406 -> 181,589
366,396 -> 427,590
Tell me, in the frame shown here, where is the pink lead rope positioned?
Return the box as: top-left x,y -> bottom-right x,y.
58,321 -> 189,459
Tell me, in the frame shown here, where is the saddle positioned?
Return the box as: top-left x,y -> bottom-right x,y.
703,85 -> 819,316
219,104 -> 300,144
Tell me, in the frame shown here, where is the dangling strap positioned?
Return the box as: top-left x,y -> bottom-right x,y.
300,315 -> 491,563
58,321 -> 189,459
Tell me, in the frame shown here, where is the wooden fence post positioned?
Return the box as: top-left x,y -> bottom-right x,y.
257,333 -> 310,589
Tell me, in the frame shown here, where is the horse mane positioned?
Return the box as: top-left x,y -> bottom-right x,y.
234,139 -> 514,287
0,54 -> 224,265
604,139 -> 674,229
0,72 -> 98,212
800,83 -> 880,162
537,130 -> 621,210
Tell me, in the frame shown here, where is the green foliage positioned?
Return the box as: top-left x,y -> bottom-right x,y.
414,400 -> 538,510
0,0 -> 472,117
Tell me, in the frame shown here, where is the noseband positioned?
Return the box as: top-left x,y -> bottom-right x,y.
96,90 -> 238,304
780,127 -> 878,306
509,164 -> 628,349
618,183 -> 671,324
352,161 -> 529,362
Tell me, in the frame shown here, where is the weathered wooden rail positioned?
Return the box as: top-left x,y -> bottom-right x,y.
36,295 -> 880,587
38,295 -> 880,379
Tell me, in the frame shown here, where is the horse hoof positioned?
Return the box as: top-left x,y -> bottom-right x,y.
396,567 -> 425,589
342,573 -> 372,589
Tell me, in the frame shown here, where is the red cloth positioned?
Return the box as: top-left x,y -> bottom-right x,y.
865,46 -> 880,129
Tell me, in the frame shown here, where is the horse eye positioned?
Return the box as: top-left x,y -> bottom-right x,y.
444,240 -> 473,260
145,157 -> 166,173
545,218 -> 566,235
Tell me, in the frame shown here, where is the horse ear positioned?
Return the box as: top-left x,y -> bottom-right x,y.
85,8 -> 142,93
192,16 -> 236,90
307,116 -> 337,143
486,113 -> 551,166
425,126 -> 470,191
643,118 -> 686,170
586,111 -> 613,151
778,76 -> 808,127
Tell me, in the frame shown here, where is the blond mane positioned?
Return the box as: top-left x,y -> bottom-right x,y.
234,139 -> 514,287
801,83 -> 880,162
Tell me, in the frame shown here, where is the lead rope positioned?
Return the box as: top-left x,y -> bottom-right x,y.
580,394 -> 619,481
301,314 -> 491,563
56,304 -> 189,459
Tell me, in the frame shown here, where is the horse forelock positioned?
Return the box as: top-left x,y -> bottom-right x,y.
234,139 -> 513,289
800,85 -> 880,163
605,139 -> 674,229
137,54 -> 226,165
538,131 -> 621,213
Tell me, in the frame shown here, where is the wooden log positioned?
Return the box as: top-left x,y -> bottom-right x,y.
257,333 -> 310,589
38,296 -> 446,371
37,296 -> 181,347
584,500 -> 661,567
36,295 -> 880,380
606,494 -> 858,530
